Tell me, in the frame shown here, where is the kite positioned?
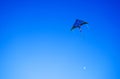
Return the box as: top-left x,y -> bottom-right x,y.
71,19 -> 88,32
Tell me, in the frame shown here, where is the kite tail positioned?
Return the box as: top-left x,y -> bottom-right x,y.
86,24 -> 89,29
70,28 -> 73,31
79,28 -> 82,32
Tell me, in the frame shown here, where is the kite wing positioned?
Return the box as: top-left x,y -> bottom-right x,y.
74,19 -> 84,26
71,26 -> 77,31
71,19 -> 88,31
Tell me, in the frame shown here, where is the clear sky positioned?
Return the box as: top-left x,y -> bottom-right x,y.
0,0 -> 120,79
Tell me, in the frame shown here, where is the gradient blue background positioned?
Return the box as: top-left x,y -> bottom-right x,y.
0,0 -> 120,79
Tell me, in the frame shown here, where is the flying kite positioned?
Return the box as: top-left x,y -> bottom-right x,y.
71,19 -> 88,32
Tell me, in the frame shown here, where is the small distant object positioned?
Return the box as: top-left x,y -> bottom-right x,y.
71,19 -> 88,32
83,66 -> 86,70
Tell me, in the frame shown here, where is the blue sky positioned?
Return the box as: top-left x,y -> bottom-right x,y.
0,0 -> 120,79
